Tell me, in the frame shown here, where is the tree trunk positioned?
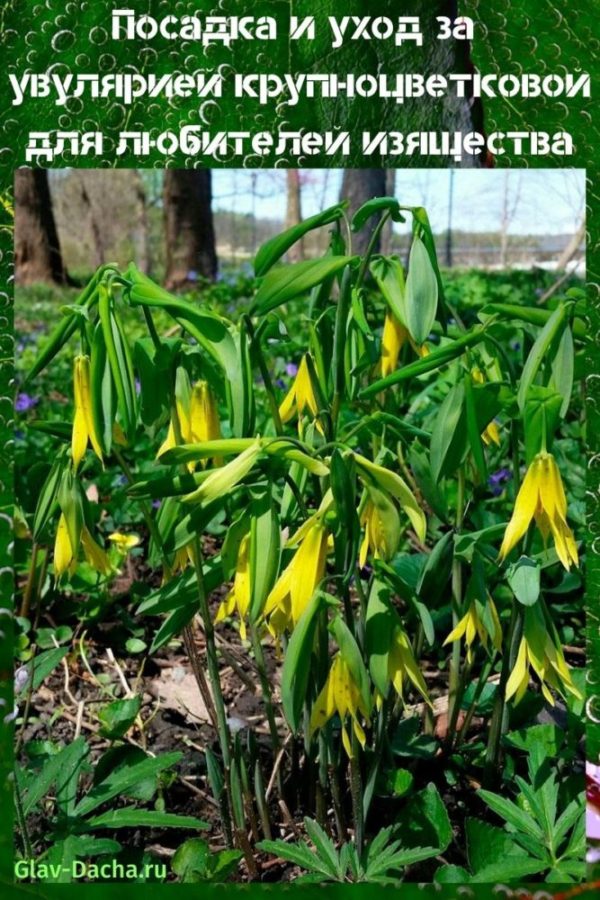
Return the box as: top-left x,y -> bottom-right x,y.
340,169 -> 387,256
132,170 -> 150,275
77,173 -> 106,269
14,169 -> 67,285
285,171 -> 304,262
163,170 -> 217,289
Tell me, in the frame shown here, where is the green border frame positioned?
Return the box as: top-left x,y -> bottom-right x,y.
0,1 -> 598,895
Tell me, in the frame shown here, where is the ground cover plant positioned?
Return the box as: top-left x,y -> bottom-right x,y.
14,198 -> 586,884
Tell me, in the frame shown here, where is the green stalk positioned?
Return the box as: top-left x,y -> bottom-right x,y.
446,467 -> 465,743
456,654 -> 496,746
250,624 -> 283,798
349,733 -> 364,856
483,599 -> 524,786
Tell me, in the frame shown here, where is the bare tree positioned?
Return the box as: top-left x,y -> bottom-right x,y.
499,172 -> 522,269
77,173 -> 106,269
340,169 -> 387,255
163,170 -> 217,289
131,170 -> 150,274
285,171 -> 304,262
15,169 -> 67,285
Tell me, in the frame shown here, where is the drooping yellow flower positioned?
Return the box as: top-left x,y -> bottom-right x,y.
359,493 -> 399,567
215,533 -> 250,639
381,312 -> 408,377
72,355 -> 103,468
189,381 -> 222,467
263,520 -> 329,635
309,654 -> 371,757
499,452 -> 578,570
444,598 -> 502,665
54,514 -> 75,578
387,627 -> 432,706
279,355 -> 323,434
506,607 -> 582,705
53,513 -> 112,579
157,399 -> 190,458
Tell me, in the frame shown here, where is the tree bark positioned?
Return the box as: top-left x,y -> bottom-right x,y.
132,170 -> 151,275
15,169 -> 67,285
285,171 -> 304,262
163,170 -> 217,289
340,169 -> 388,256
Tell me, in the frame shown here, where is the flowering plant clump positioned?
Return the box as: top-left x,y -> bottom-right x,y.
15,198 -> 586,884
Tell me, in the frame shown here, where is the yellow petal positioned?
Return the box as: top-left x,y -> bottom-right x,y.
81,528 -> 112,576
78,355 -> 103,463
289,522 -> 327,625
381,313 -> 407,377
505,638 -> 529,702
499,459 -> 541,560
54,513 -> 74,577
183,440 -> 261,503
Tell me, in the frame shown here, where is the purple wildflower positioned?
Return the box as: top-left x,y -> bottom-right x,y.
15,393 -> 38,413
488,467 -> 512,497
275,378 -> 286,389
152,499 -> 161,509
286,363 -> 298,377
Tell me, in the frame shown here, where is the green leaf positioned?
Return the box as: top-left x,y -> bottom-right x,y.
435,864 -> 471,883
98,285 -> 137,442
385,768 -> 414,797
395,783 -> 452,853
365,579 -> 395,695
404,235 -> 438,345
351,197 -> 405,232
254,203 -> 346,277
479,302 -> 586,339
257,839 -> 333,878
409,206 -> 447,326
18,647 -> 69,696
551,326 -> 574,417
303,818 -> 343,879
430,382 -> 466,482
465,818 -> 528,875
477,789 -> 544,840
523,386 -> 563,462
281,593 -> 322,732
362,326 -> 487,396
416,530 -> 454,605
90,321 -> 115,455
370,256 -> 406,323
97,696 -> 141,739
330,450 -> 360,584
249,487 -> 280,621
471,858 -> 549,882
517,302 -> 570,410
32,452 -> 68,540
74,751 -> 182,816
84,809 -> 209,830
19,736 -> 88,817
251,257 -> 356,315
464,373 -> 487,481
507,556 -> 541,606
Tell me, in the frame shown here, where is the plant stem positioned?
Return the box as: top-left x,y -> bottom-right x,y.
250,625 -> 283,797
446,467 -> 465,743
349,734 -> 364,856
483,599 -> 524,786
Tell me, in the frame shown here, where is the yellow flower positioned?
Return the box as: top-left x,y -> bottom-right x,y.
499,452 -> 578,570
443,598 -> 502,665
279,355 -> 323,434
309,654 -> 371,757
506,607 -> 582,705
381,312 -> 408,377
108,532 -> 141,551
157,399 -> 190,458
182,439 -> 261,503
215,533 -> 250,639
189,381 -> 222,467
54,514 -> 75,578
54,513 -> 112,579
387,626 -> 432,706
359,493 -> 399,567
72,355 -> 103,468
263,519 -> 329,635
